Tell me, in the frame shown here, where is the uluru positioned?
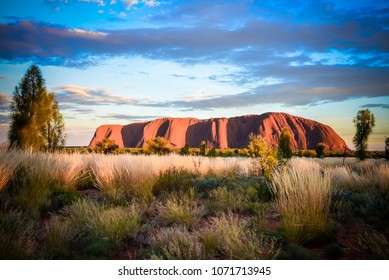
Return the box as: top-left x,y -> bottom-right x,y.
89,112 -> 348,151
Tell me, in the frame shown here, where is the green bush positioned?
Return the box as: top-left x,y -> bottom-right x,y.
206,187 -> 246,214
145,137 -> 171,155
277,244 -> 320,260
95,138 -> 119,154
153,167 -> 197,195
315,143 -> 326,158
158,193 -> 205,228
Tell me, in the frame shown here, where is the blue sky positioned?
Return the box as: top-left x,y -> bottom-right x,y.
0,0 -> 388,149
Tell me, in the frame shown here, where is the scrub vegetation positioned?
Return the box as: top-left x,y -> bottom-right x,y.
0,149 -> 388,260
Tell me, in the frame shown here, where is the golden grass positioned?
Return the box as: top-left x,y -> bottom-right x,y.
272,158 -> 333,244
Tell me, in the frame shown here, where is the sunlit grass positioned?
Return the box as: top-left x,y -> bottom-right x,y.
272,158 -> 333,244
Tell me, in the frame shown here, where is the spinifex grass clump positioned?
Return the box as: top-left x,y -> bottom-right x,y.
65,199 -> 141,246
148,226 -> 205,260
0,210 -> 36,259
40,199 -> 142,259
91,155 -> 155,202
158,192 -> 205,228
198,213 -> 278,259
272,158 -> 333,244
0,150 -> 24,193
206,187 -> 247,214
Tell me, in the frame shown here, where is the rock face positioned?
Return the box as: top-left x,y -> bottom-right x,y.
89,112 -> 348,151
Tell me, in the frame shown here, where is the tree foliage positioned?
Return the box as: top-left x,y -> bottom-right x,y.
278,127 -> 293,159
248,133 -> 277,176
353,109 -> 375,160
145,136 -> 171,155
180,144 -> 190,155
315,143 -> 326,158
95,138 -> 119,154
8,65 -> 65,152
199,141 -> 206,156
385,137 -> 389,161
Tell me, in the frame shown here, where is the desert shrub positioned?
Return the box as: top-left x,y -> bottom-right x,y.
245,177 -> 274,201
272,158 -> 333,244
198,213 -> 278,259
153,167 -> 197,195
247,134 -> 277,177
145,137 -> 171,155
95,138 -> 119,154
47,189 -> 84,212
357,230 -> 389,259
278,128 -> 293,159
180,144 -> 190,155
0,210 -> 36,259
148,226 -> 205,260
206,187 -> 246,214
158,193 -> 205,228
83,236 -> 117,259
207,148 -> 218,157
315,143 -> 326,158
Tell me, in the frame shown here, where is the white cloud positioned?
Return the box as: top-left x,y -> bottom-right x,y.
121,0 -> 159,10
78,0 -> 105,6
54,85 -> 139,106
69,28 -> 108,37
122,0 -> 139,10
143,0 -> 159,7
118,11 -> 127,18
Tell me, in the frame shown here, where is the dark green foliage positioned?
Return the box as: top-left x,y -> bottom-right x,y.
199,141 -> 206,156
83,236 -> 116,259
207,147 -> 218,157
95,138 -> 119,154
303,150 -> 317,157
277,245 -> 320,260
325,243 -> 344,259
145,137 -> 171,155
180,144 -> 190,155
47,189 -> 83,212
8,65 -> 65,151
153,167 -> 197,195
353,109 -> 375,160
385,137 -> 389,160
278,128 -> 293,159
315,143 -> 326,158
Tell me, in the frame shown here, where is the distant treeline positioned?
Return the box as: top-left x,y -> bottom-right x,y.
64,146 -> 386,159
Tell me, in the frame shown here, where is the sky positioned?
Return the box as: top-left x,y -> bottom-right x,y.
0,0 -> 388,149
